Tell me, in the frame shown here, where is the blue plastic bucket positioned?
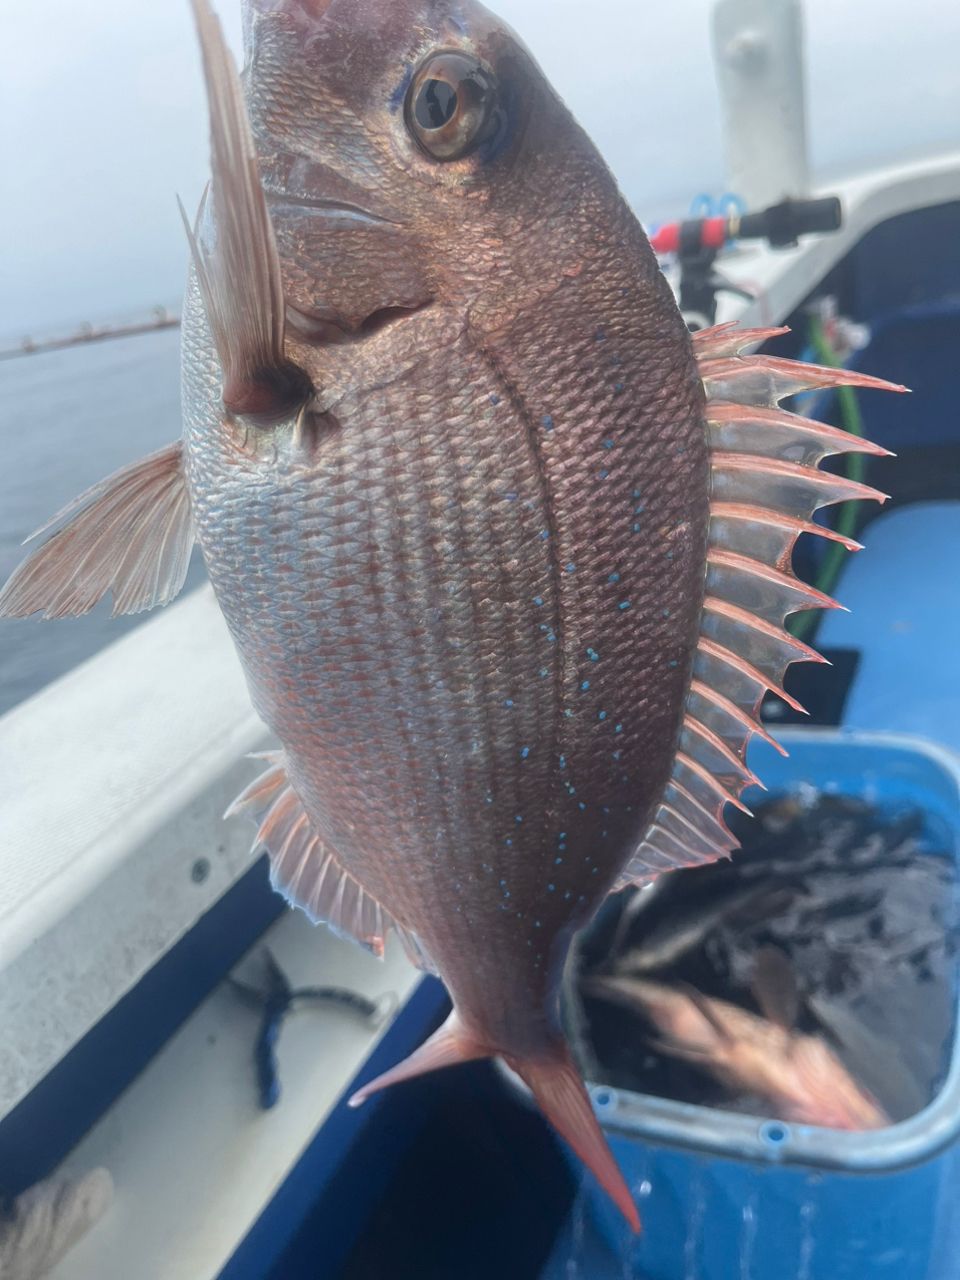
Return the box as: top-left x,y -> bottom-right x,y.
580,730 -> 960,1279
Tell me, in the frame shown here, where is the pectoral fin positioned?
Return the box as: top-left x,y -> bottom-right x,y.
0,443 -> 194,619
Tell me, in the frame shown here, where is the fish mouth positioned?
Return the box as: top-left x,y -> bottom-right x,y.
285,299 -> 434,346
265,192 -> 399,227
262,155 -> 406,227
266,179 -> 428,347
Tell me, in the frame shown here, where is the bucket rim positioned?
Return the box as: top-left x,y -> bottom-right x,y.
584,727 -> 960,1174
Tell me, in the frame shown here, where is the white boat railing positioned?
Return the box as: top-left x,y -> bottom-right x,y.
0,588 -> 263,1119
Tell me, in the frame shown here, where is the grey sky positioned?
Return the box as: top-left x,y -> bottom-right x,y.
2,0 -> 958,337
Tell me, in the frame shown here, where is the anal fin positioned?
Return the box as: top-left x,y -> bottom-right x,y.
226,752 -> 437,973
0,443 -> 193,618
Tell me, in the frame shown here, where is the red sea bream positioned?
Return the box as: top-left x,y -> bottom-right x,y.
0,0 -> 904,1231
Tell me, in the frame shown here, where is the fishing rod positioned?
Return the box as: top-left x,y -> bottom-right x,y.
0,308 -> 180,362
649,194 -> 843,329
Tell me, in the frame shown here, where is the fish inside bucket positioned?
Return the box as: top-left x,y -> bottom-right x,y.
567,783 -> 960,1130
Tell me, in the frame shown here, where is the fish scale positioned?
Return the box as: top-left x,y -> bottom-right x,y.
0,0 -> 906,1235
194,335 -> 563,929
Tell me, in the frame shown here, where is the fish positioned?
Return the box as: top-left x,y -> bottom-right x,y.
584,972 -> 890,1130
0,0 -> 906,1233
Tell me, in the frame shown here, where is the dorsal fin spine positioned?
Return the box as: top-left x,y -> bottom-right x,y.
619,324 -> 901,885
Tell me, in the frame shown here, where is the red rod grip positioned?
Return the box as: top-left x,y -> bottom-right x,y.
649,216 -> 728,255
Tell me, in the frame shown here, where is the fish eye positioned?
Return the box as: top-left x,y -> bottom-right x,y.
406,52 -> 499,162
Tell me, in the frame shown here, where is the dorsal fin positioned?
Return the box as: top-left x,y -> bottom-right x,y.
226,752 -> 437,973
617,324 -> 905,888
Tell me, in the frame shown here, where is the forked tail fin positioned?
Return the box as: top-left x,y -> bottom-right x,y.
348,1012 -> 640,1233
347,1010 -> 487,1107
509,1051 -> 641,1234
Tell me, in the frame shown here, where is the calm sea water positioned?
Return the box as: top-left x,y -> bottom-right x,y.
0,328 -> 207,717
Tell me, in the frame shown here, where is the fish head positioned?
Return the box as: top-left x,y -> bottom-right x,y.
236,0 -> 608,396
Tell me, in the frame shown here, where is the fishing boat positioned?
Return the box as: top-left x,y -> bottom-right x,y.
1,2 -> 959,1276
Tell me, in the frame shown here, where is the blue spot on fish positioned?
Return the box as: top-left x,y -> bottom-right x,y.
389,66 -> 414,112
533,595 -> 544,606
542,414 -> 554,430
489,393 -> 501,405
608,572 -> 620,584
633,523 -> 641,533
599,468 -> 610,479
539,530 -> 550,541
613,382 -> 625,394
505,698 -> 514,707
599,710 -> 607,721
578,801 -> 586,811
554,856 -> 563,865
581,680 -> 590,691
586,647 -> 599,662
515,814 -> 523,823
602,439 -> 614,450
547,883 -> 555,892
559,755 -> 566,769
595,327 -> 607,341
565,562 -> 576,574
618,600 -> 631,610
520,746 -> 530,759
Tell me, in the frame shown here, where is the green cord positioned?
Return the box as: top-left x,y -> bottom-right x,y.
788,314 -> 865,642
